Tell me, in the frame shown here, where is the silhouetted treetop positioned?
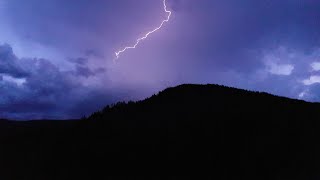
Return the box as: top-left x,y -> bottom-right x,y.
1,84 -> 320,180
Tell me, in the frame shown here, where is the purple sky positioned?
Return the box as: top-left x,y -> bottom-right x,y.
1,0 -> 320,119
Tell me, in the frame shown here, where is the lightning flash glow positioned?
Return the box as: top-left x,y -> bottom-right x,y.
114,0 -> 172,60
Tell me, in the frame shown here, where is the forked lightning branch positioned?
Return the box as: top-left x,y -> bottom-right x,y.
114,0 -> 172,60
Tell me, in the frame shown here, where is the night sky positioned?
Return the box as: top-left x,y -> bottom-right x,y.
1,0 -> 320,119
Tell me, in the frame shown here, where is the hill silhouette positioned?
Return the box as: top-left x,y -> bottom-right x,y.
0,84 -> 320,180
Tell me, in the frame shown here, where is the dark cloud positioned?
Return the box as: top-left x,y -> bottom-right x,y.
1,0 -> 320,119
74,65 -> 95,78
0,44 -> 29,78
74,65 -> 105,78
69,57 -> 88,65
68,56 -> 106,78
0,44 -> 112,120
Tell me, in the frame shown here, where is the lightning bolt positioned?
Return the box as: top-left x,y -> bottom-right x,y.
114,0 -> 172,60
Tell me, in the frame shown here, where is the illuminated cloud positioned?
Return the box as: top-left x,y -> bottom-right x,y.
0,74 -> 26,86
1,0 -> 320,119
266,63 -> 294,76
303,76 -> 320,86
262,47 -> 295,76
311,62 -> 320,71
298,91 -> 307,99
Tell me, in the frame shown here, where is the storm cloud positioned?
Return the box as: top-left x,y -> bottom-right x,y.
1,0 -> 320,119
0,44 -> 114,119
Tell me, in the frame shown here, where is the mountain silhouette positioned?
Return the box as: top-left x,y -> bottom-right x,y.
0,84 -> 320,180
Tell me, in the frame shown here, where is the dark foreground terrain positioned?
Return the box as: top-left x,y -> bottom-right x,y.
1,84 -> 320,180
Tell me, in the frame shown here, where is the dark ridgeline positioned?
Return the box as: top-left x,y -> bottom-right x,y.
0,84 -> 320,180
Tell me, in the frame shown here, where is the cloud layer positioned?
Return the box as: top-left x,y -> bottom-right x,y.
0,44 -> 113,119
1,0 -> 320,119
